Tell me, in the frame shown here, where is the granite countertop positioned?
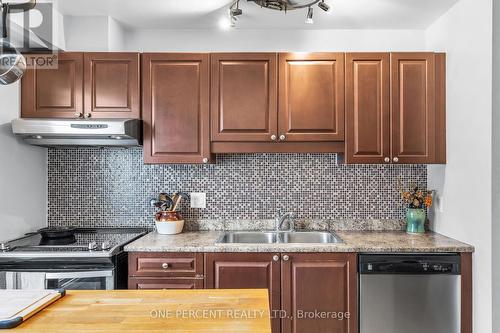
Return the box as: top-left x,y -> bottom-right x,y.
124,230 -> 474,253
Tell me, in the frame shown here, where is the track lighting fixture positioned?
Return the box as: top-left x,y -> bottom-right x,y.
305,6 -> 314,24
221,0 -> 332,29
318,0 -> 331,13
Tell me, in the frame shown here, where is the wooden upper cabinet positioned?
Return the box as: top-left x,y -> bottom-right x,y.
205,253 -> 281,333
142,53 -> 212,164
281,253 -> 357,333
391,52 -> 436,164
21,52 -> 83,118
345,53 -> 390,164
84,53 -> 140,119
278,53 -> 345,142
211,53 -> 278,142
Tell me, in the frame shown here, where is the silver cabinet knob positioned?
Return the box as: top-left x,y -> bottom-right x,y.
279,135 -> 286,141
162,263 -> 170,269
272,255 -> 279,262
393,157 -> 399,163
84,113 -> 91,118
202,158 -> 209,164
74,112 -> 83,118
384,157 -> 390,163
270,135 -> 277,141
282,255 -> 290,261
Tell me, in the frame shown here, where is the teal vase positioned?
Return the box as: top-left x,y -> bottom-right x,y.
406,208 -> 426,234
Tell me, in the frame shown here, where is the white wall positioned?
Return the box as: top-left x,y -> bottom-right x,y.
425,0 -> 493,332
492,0 -> 500,330
64,16 -> 109,51
0,84 -> 47,243
108,17 -> 126,52
124,29 -> 426,52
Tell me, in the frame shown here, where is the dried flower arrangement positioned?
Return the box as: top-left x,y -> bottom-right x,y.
398,179 -> 434,209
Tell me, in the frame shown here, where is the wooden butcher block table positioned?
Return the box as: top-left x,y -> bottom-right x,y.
10,289 -> 271,333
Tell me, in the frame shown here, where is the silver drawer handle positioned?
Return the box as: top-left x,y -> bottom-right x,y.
202,158 -> 209,164
273,255 -> 279,261
162,263 -> 170,269
384,157 -> 390,163
271,135 -> 277,141
282,255 -> 290,261
279,135 -> 286,141
393,157 -> 399,163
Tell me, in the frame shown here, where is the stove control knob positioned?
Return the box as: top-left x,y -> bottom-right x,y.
88,242 -> 98,251
101,242 -> 111,250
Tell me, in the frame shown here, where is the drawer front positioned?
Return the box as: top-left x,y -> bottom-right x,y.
129,253 -> 203,277
128,278 -> 204,290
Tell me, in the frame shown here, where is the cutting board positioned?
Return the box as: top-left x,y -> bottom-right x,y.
0,290 -> 65,329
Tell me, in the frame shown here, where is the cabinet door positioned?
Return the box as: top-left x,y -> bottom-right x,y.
205,253 -> 281,333
128,278 -> 204,290
278,53 -> 345,142
84,53 -> 140,119
281,253 -> 357,333
211,53 -> 278,142
345,53 -> 390,164
21,52 -> 83,118
391,53 -> 436,164
142,53 -> 212,164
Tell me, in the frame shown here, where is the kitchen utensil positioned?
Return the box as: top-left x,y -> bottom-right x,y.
0,289 -> 65,329
170,193 -> 179,210
38,227 -> 76,239
171,192 -> 190,211
0,40 -> 26,85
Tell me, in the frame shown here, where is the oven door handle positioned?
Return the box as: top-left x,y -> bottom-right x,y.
45,270 -> 113,279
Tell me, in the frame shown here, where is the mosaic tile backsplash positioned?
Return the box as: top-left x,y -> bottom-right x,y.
47,148 -> 427,228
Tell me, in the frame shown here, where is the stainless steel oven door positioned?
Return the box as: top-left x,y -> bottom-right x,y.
4,270 -> 114,290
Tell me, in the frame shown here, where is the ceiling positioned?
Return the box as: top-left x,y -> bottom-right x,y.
55,0 -> 459,30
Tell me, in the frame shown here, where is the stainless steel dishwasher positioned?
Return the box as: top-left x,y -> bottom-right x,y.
359,254 -> 461,333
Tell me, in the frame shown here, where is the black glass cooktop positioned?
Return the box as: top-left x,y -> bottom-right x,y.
2,228 -> 148,253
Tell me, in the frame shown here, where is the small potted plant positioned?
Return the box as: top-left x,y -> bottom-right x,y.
150,192 -> 190,235
398,181 -> 434,234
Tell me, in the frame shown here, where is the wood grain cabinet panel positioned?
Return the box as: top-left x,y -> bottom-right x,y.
345,53 -> 390,164
129,252 -> 203,278
281,253 -> 357,333
21,52 -> 83,118
128,278 -> 204,290
391,52 -> 436,164
205,253 -> 281,333
211,53 -> 278,142
84,53 -> 140,119
278,53 -> 345,142
142,53 -> 212,164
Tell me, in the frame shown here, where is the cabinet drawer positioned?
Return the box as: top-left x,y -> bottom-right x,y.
128,253 -> 203,277
128,278 -> 204,290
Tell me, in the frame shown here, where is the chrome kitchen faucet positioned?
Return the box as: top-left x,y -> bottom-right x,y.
275,212 -> 295,233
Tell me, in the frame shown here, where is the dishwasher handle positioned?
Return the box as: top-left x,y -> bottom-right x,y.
359,254 -> 461,275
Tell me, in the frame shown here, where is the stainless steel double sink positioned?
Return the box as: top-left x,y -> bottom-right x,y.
216,231 -> 342,244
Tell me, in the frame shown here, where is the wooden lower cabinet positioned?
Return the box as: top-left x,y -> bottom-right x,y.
205,252 -> 357,333
205,253 -> 281,333
281,253 -> 357,333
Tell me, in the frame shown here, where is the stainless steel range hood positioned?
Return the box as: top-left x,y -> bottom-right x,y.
11,118 -> 142,147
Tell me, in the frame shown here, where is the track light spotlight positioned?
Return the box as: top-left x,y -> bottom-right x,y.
318,0 -> 331,13
305,6 -> 314,24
